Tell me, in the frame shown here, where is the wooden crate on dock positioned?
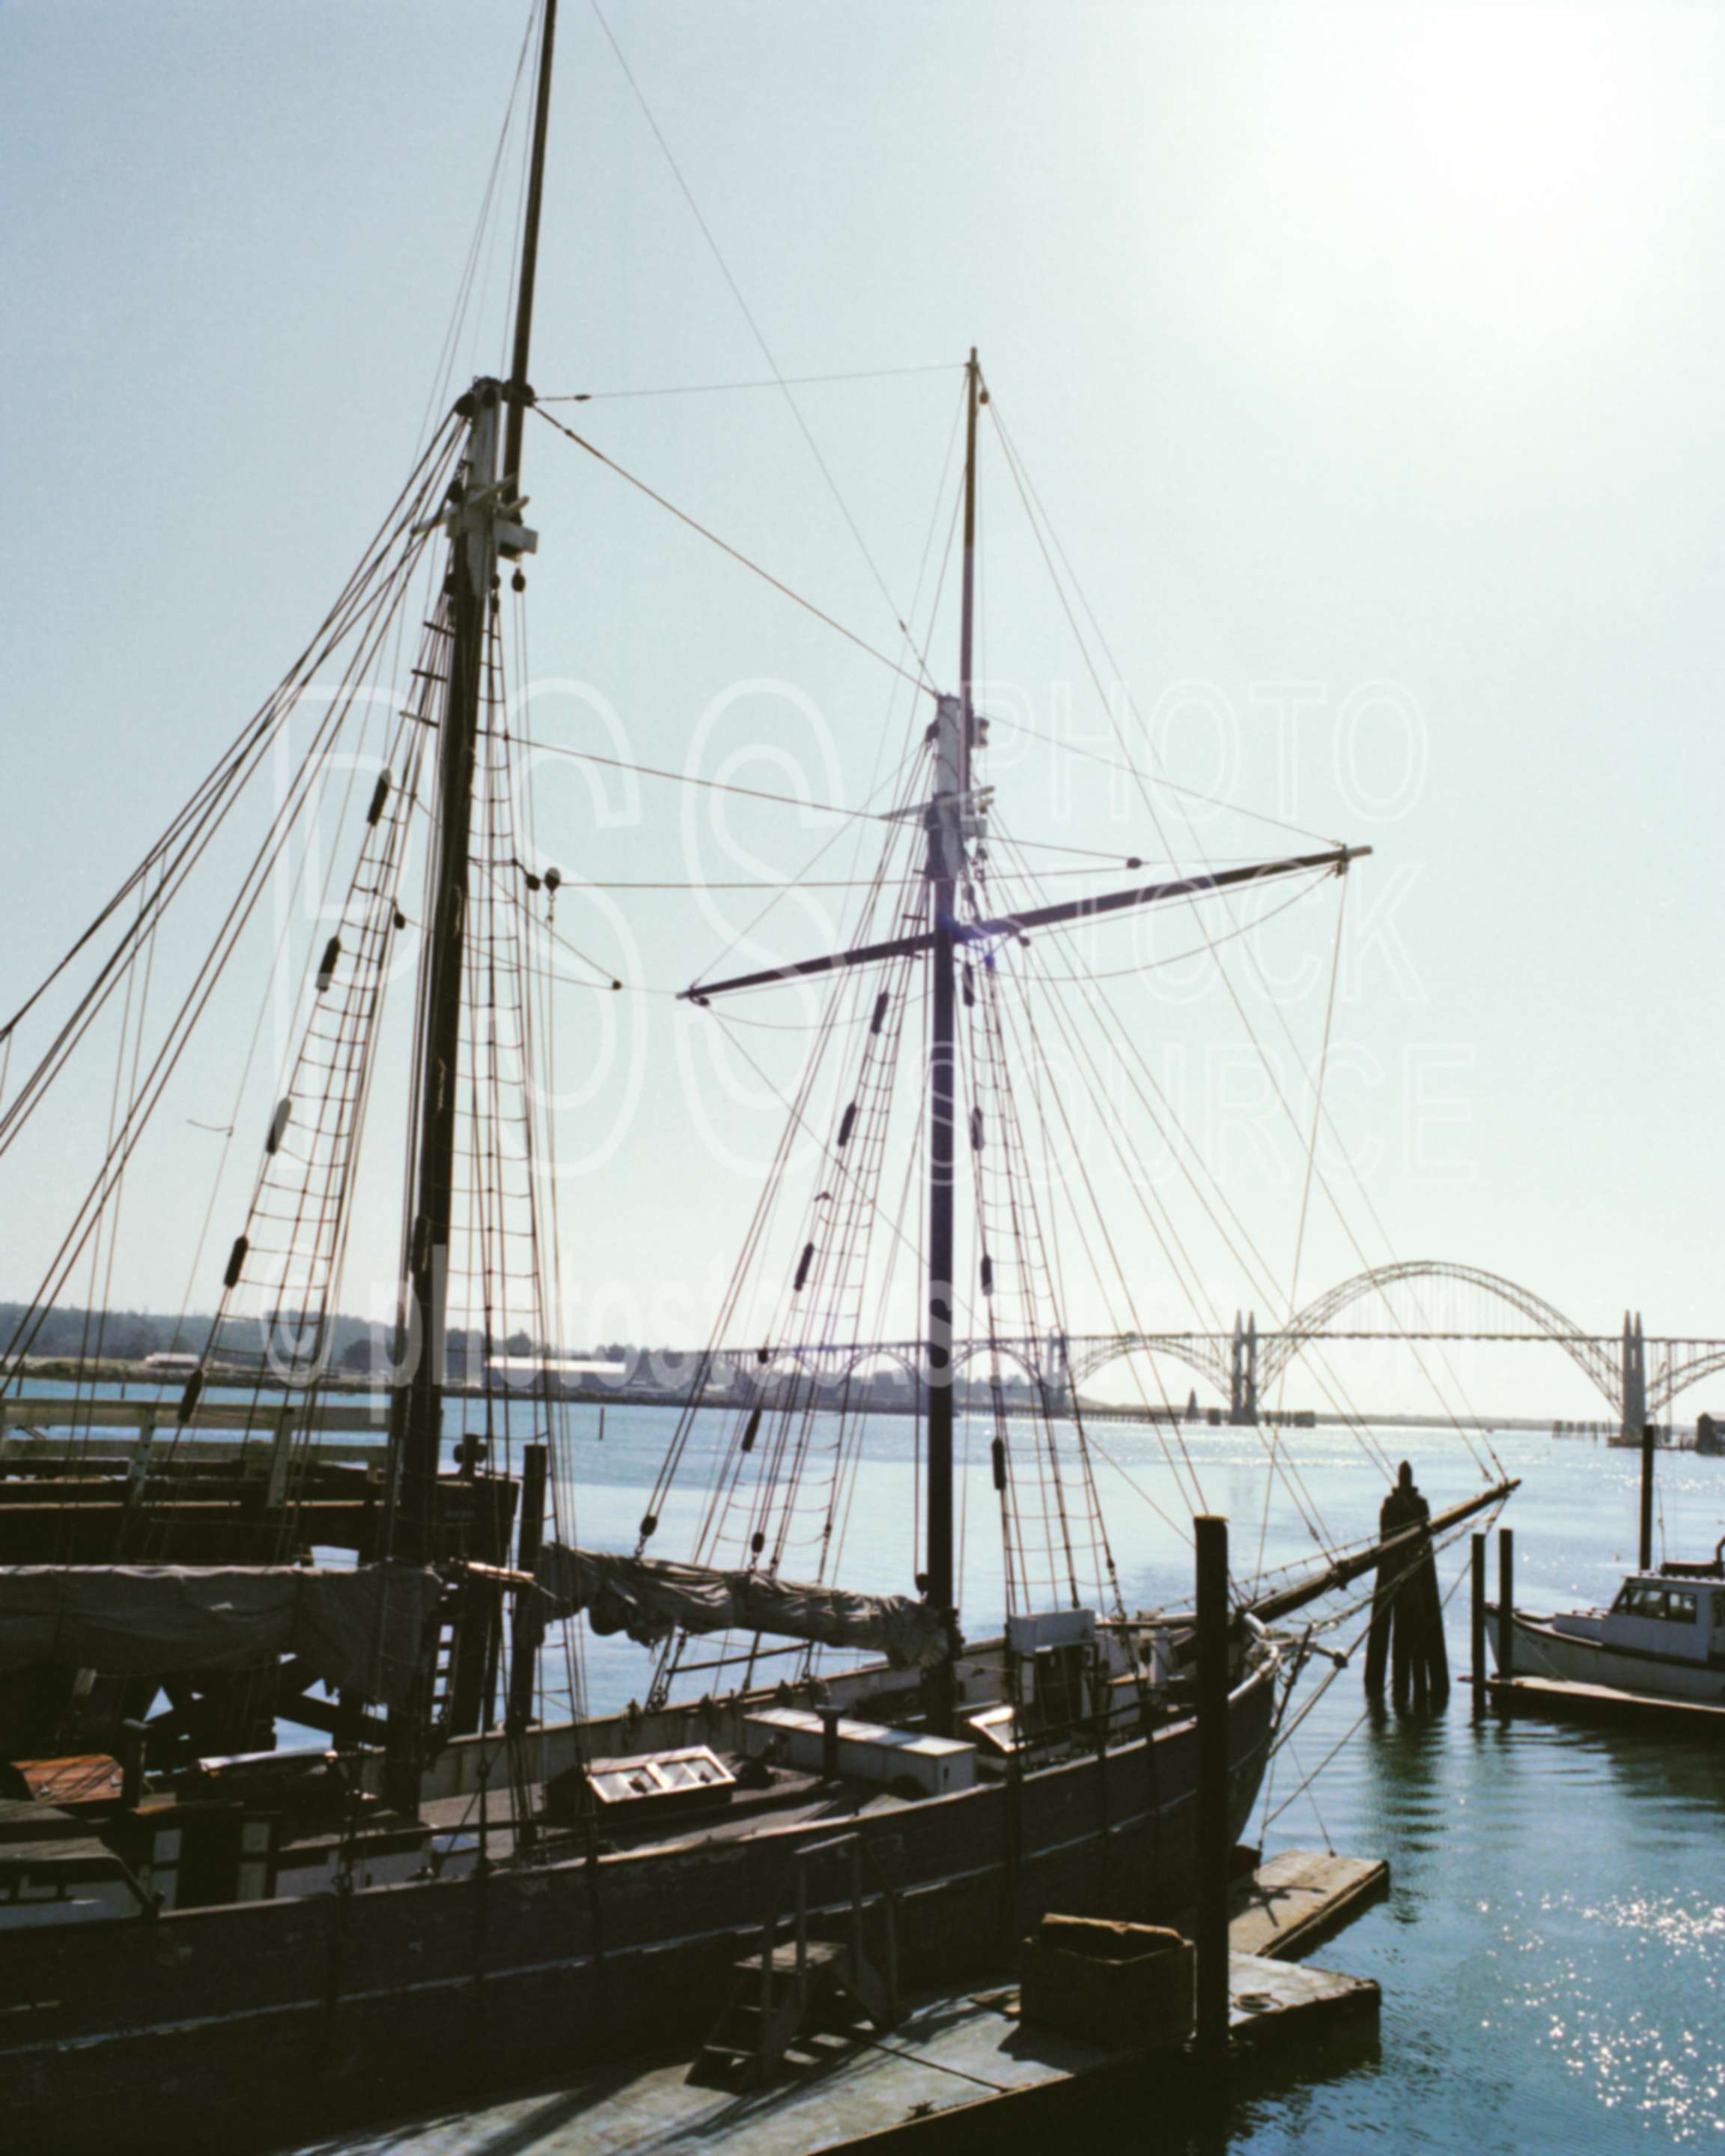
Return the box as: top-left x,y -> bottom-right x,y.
1019,1913 -> 1194,2050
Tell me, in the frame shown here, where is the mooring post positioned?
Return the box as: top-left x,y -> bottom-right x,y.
1363,1464 -> 1446,1711
1194,1513 -> 1231,2069
1639,1420 -> 1656,1572
1470,1532 -> 1487,1714
506,1442 -> 550,1732
1497,1525 -> 1515,1698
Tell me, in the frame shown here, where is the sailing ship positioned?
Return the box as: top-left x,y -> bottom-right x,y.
0,7 -> 1511,2148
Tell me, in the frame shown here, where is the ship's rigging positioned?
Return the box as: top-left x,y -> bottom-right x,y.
0,13 -> 1533,2144
0,0 -> 1516,1809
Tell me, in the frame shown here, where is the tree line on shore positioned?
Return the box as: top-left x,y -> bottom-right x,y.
0,1303 -> 645,1371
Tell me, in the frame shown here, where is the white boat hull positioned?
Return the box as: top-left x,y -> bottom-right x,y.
1488,1605 -> 1725,1705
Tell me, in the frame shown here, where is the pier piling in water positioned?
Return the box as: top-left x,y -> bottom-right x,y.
1497,1526 -> 1515,1698
1363,1464 -> 1449,1711
1470,1530 -> 1487,1714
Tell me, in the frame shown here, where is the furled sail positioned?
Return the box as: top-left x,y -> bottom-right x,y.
534,1543 -> 951,1669
0,1562 -> 443,1711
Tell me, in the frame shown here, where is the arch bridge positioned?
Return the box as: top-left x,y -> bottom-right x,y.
715,1263 -> 1719,1435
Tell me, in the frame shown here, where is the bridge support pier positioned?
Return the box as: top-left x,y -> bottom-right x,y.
1229,1312 -> 1259,1425
1043,1331 -> 1075,1419
1621,1312 -> 1647,1444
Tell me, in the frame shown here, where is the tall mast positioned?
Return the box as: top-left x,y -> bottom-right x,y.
382,1 -> 552,1814
680,347 -> 1366,1718
924,349 -> 981,1735
504,0 -> 559,490
958,347 -> 979,799
383,388 -> 500,1808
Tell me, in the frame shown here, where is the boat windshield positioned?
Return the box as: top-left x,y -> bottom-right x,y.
1612,1583 -> 1700,1622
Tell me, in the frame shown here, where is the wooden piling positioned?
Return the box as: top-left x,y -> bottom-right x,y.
1411,1521 -> 1449,1711
1639,1421 -> 1656,1571
1364,1551 -> 1392,1701
1470,1532 -> 1486,1712
506,1443 -> 549,1732
1363,1465 -> 1449,1711
1497,1526 -> 1515,1693
1194,1513 -> 1231,2071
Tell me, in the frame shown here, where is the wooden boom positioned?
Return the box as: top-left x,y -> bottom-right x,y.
685,845 -> 1370,1002
1247,1476 -> 1520,1629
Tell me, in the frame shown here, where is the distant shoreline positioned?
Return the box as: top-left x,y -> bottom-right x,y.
0,1356 -> 1647,1437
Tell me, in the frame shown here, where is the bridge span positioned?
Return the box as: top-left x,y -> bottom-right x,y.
690,1264 -> 1725,1438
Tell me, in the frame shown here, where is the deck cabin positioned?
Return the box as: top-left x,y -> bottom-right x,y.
1536,1563 -> 1725,1681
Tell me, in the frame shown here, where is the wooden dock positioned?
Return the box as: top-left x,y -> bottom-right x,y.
1486,1673 -> 1725,1732
297,1849 -> 1383,2156
1227,1847 -> 1389,1960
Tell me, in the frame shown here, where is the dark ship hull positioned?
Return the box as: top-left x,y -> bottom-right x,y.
0,1658 -> 1274,2154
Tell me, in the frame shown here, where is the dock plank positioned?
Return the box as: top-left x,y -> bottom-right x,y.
1487,1675 -> 1725,1729
1229,1847 -> 1390,1961
292,1849 -> 1389,2156
294,1952 -> 1377,2156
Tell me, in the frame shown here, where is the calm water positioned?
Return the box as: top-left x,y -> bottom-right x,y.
39,1384 -> 1725,2149
560,1404 -> 1725,2153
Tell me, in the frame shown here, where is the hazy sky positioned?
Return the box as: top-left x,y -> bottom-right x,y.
4,1 -> 1724,1421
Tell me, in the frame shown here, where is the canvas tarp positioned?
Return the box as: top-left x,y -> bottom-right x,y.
535,1542 -> 951,1669
0,1563 -> 444,1711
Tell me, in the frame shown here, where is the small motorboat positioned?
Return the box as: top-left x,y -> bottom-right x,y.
1488,1539 -> 1725,1705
